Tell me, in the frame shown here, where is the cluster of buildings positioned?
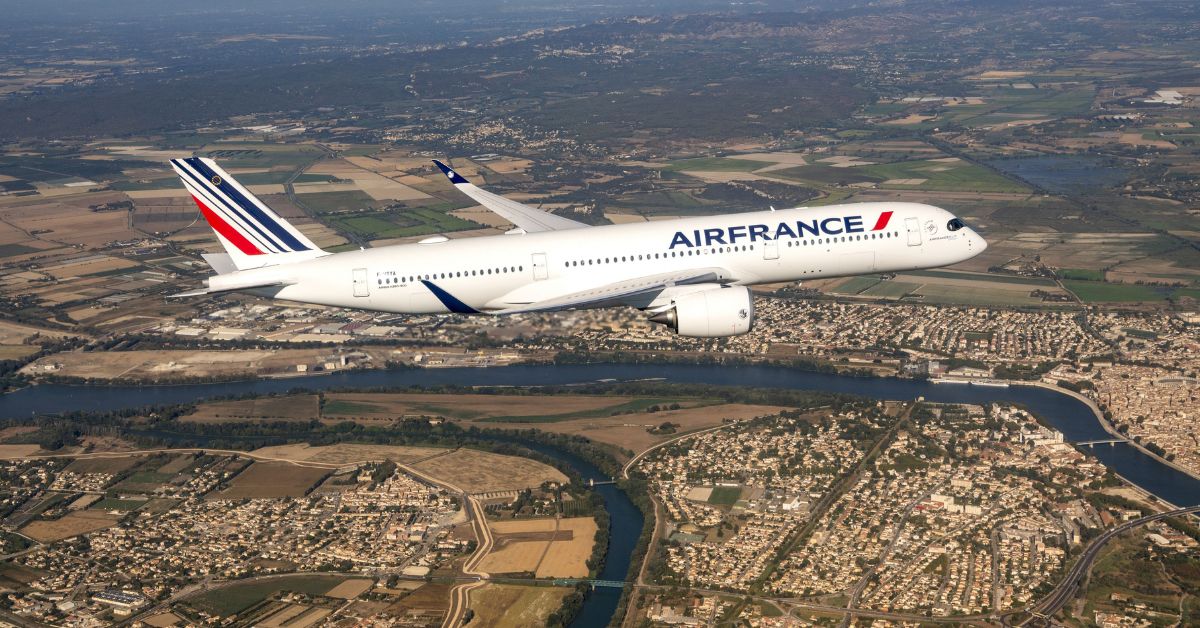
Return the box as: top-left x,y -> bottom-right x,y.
636,400 -> 1113,617
635,406 -> 887,590
774,404 -> 1106,615
2,457 -> 463,625
1048,311 -> 1199,476
541,298 -> 1111,364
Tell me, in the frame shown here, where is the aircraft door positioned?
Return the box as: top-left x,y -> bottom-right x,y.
905,217 -> 922,246
352,268 -> 370,297
532,253 -> 548,280
763,240 -> 779,260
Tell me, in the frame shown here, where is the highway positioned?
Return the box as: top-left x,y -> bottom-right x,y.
1017,504 -> 1200,626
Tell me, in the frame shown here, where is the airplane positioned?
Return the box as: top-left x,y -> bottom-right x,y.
168,156 -> 987,337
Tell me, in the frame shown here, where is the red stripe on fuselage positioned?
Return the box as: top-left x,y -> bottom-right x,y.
189,194 -> 263,255
872,210 -> 894,231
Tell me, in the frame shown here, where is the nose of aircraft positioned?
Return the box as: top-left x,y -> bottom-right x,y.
970,230 -> 987,256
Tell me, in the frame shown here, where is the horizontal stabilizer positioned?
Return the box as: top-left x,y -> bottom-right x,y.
201,253 -> 238,275
433,159 -> 588,233
494,267 -> 730,314
169,278 -> 292,299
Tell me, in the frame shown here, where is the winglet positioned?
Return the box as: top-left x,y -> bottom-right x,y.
432,160 -> 469,185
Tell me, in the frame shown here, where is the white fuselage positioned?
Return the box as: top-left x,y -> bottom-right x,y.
233,202 -> 985,314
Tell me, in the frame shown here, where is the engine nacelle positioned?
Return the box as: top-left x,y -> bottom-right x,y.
648,286 -> 754,337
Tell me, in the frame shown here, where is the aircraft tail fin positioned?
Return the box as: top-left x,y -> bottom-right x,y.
170,157 -> 326,270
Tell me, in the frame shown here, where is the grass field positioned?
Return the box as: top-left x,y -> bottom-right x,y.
832,276 -> 883,294
63,457 -> 140,475
708,486 -> 742,505
297,190 -> 378,214
478,398 -> 703,423
322,399 -> 385,415
186,575 -> 346,617
188,395 -> 320,421
92,497 -> 147,512
1059,268 -> 1104,281
1064,280 -> 1170,303
860,159 -> 1028,193
861,280 -> 920,299
904,269 -> 1057,286
210,462 -> 329,499
468,584 -> 571,628
662,157 -> 766,172
324,208 -> 477,239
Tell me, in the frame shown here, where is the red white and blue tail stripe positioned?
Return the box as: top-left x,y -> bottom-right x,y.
170,157 -> 324,269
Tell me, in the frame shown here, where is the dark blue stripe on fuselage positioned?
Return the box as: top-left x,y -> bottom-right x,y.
185,158 -> 309,252
420,280 -> 479,314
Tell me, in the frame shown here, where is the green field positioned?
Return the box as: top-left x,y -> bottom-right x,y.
903,269 -> 1056,286
232,172 -> 339,185
861,281 -> 921,299
297,190 -> 378,214
91,498 -> 146,512
322,206 -> 479,240
860,160 -> 1028,193
708,486 -> 742,505
1064,280 -> 1170,303
123,471 -> 174,484
479,398 -> 701,423
1059,268 -> 1104,281
322,400 -> 386,415
832,276 -> 882,294
661,157 -> 766,172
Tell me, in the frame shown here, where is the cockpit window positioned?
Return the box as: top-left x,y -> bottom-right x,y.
947,218 -> 965,232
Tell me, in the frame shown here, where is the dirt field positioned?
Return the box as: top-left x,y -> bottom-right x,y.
0,444 -> 42,458
410,449 -> 567,493
0,320 -> 77,343
249,443 -> 447,465
386,582 -> 450,621
324,578 -> 374,599
477,539 -> 549,574
208,462 -> 329,499
535,517 -> 597,578
468,584 -> 571,628
480,517 -> 597,578
21,510 -> 122,542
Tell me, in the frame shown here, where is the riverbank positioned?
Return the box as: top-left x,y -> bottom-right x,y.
1023,380 -> 1200,482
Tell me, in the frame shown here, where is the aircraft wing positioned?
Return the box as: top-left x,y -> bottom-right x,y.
493,267 -> 731,314
433,160 -> 588,233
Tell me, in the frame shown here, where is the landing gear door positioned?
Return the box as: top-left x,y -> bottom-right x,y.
905,217 -> 922,246
532,253 -> 548,281
352,268 -> 370,297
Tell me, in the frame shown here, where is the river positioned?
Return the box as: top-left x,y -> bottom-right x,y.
3,363 -> 1199,626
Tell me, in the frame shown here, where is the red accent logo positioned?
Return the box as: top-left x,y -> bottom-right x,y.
872,211 -> 893,231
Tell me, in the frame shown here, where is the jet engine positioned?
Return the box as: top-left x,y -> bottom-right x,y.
648,285 -> 754,337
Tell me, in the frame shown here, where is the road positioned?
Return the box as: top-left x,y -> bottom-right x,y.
441,495 -> 493,628
1017,504 -> 1200,626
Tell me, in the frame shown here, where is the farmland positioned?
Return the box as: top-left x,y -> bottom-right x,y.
468,584 -> 572,628
207,462 -> 330,499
